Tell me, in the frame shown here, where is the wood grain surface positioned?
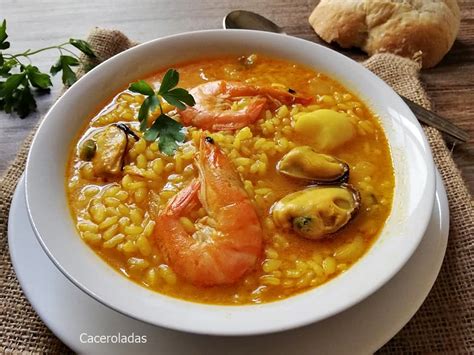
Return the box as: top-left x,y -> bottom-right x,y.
1,0 -> 473,194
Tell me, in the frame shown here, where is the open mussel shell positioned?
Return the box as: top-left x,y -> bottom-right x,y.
80,124 -> 138,177
277,146 -> 349,184
271,184 -> 361,240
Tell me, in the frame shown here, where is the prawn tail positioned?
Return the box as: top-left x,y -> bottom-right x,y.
294,95 -> 314,105
178,108 -> 198,127
164,178 -> 201,217
260,87 -> 314,106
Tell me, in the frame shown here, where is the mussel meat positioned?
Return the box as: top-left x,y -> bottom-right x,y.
271,184 -> 360,240
277,146 -> 349,183
89,125 -> 128,176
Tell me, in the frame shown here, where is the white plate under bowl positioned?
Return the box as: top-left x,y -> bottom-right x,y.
10,173 -> 448,353
25,30 -> 436,335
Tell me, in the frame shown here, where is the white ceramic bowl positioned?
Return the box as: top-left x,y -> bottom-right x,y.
25,30 -> 435,336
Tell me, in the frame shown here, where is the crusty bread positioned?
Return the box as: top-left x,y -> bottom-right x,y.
309,0 -> 460,68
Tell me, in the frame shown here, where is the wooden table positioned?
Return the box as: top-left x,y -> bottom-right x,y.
1,0 -> 473,194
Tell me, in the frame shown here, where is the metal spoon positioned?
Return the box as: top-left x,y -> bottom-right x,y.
223,10 -> 468,143
223,10 -> 285,34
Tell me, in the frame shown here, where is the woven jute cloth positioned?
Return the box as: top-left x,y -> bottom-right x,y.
1,28 -> 473,353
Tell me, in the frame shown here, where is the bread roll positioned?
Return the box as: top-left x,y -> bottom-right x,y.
309,0 -> 461,68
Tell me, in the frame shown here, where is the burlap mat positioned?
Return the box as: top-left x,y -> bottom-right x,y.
1,28 -> 472,353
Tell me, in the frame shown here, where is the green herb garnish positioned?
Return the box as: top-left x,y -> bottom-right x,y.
128,69 -> 195,155
0,19 -> 96,118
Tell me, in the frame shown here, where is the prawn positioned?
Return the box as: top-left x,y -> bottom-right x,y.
180,80 -> 313,131
154,136 -> 263,286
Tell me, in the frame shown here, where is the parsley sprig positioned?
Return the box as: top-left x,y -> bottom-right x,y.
128,69 -> 195,155
0,19 -> 96,117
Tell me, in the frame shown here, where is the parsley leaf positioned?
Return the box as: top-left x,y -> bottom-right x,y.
129,80 -> 155,96
69,38 -> 96,58
50,58 -> 62,76
60,55 -> 80,66
137,96 -> 151,129
161,88 -> 196,110
0,59 -> 14,78
144,114 -> 185,155
13,84 -> 36,118
0,20 -> 10,50
25,65 -> 52,89
0,72 -> 26,97
50,55 -> 79,86
0,73 -> 36,118
126,68 -> 195,155
61,64 -> 77,86
138,95 -> 159,131
158,69 -> 179,95
0,19 -> 97,118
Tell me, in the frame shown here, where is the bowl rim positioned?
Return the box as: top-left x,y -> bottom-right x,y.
25,29 -> 436,335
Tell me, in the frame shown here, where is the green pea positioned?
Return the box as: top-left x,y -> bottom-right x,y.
80,139 -> 96,161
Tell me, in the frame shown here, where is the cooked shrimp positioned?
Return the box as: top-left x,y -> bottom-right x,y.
180,80 -> 313,131
154,136 -> 263,286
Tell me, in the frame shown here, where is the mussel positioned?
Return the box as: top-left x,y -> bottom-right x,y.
80,124 -> 140,177
277,146 -> 349,184
89,125 -> 128,176
271,184 -> 360,240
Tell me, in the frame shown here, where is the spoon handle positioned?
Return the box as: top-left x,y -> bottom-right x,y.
400,96 -> 469,143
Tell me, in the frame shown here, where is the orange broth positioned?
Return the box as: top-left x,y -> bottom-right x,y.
66,54 -> 394,304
